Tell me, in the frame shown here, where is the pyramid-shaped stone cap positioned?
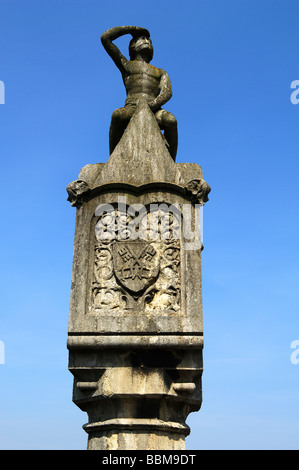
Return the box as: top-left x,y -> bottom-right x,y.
67,99 -> 209,207
93,99 -> 182,187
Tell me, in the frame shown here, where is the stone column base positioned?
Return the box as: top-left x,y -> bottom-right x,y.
85,419 -> 189,450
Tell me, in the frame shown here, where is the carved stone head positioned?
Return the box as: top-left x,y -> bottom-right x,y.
129,35 -> 153,62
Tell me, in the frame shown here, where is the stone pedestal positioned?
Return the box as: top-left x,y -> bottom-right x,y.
67,101 -> 210,450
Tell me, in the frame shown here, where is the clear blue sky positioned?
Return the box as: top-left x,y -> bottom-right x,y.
0,0 -> 299,450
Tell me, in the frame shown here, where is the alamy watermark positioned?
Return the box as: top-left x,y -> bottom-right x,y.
0,81 -> 5,104
0,341 -> 5,364
290,80 -> 299,104
95,196 -> 203,251
290,340 -> 299,365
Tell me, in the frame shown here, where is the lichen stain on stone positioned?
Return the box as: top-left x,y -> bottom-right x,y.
107,433 -> 119,450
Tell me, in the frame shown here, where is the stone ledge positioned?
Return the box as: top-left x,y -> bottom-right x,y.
67,334 -> 204,350
83,418 -> 190,436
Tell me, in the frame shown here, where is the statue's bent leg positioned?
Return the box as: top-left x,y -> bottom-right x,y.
155,109 -> 178,161
109,107 -> 134,154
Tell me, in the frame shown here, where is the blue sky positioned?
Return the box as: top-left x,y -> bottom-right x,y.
0,0 -> 299,450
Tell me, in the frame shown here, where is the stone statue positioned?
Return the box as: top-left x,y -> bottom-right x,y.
67,26 -> 210,451
101,26 -> 178,160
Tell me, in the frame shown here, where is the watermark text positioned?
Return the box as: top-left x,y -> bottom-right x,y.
0,81 -> 4,104
0,341 -> 5,364
95,197 -> 203,251
290,80 -> 299,104
290,340 -> 299,365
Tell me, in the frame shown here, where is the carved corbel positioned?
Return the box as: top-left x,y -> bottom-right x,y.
185,179 -> 211,205
66,179 -> 90,207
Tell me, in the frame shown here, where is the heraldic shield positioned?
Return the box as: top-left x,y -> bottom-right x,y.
112,241 -> 160,294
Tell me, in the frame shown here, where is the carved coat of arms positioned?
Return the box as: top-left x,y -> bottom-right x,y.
112,241 -> 159,294
91,207 -> 181,312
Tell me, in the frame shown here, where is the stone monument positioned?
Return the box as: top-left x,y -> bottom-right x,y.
67,26 -> 210,450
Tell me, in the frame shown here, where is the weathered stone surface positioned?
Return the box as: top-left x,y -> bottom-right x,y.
67,103 -> 206,338
93,99 -> 179,186
67,27 -> 210,450
68,346 -> 203,450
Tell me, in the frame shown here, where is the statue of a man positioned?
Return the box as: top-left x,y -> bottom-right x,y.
101,26 -> 178,160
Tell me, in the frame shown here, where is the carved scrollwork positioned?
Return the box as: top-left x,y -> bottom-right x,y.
91,206 -> 182,313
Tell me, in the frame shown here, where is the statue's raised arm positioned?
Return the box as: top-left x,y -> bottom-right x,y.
101,26 -> 150,72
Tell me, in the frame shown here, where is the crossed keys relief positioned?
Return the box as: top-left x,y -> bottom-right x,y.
113,242 -> 159,293
91,208 -> 181,312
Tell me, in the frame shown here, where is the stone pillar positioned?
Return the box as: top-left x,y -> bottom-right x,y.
67,100 -> 210,450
